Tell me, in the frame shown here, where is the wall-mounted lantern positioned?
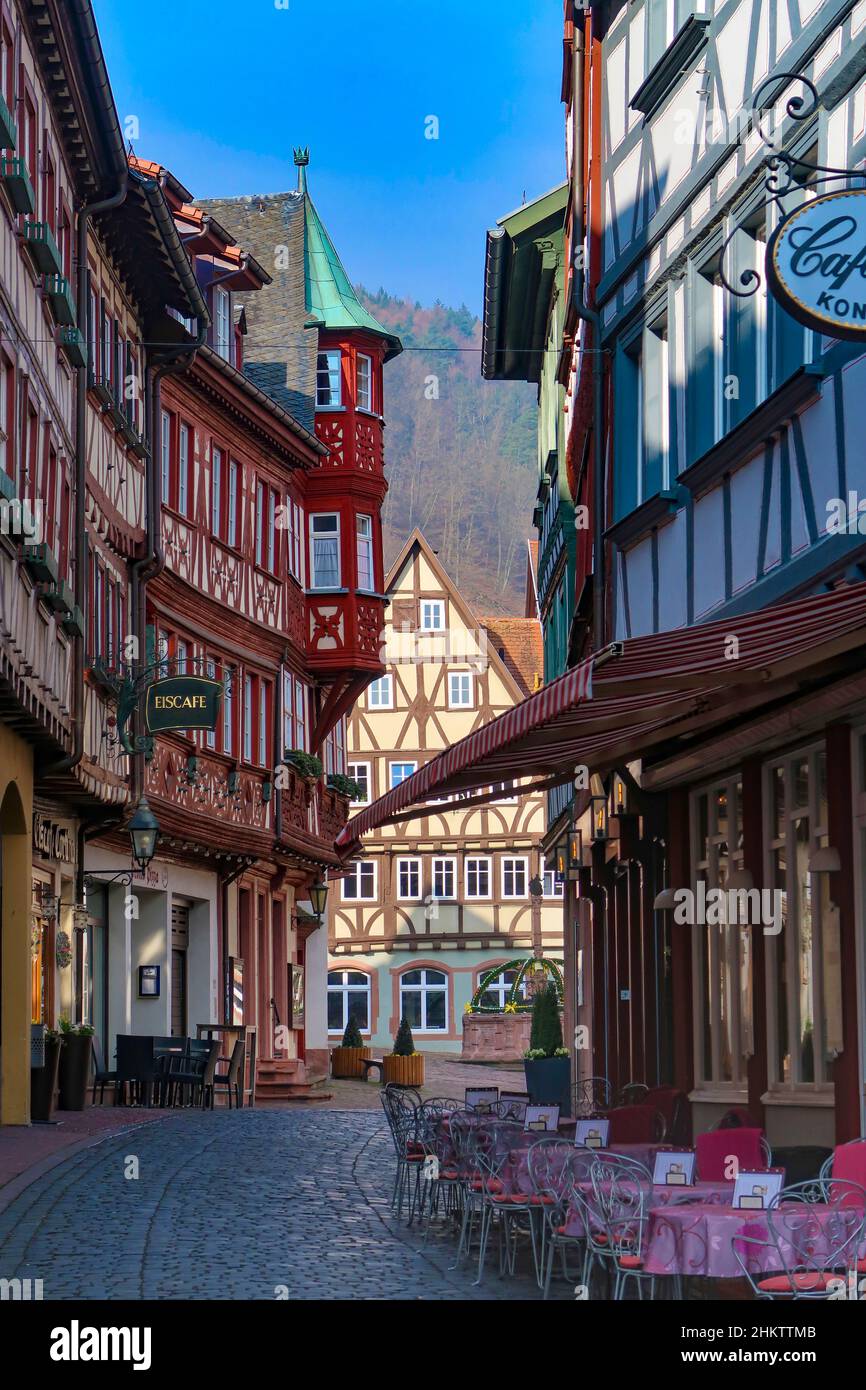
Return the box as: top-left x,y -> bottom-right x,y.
609,772 -> 629,816
590,794 -> 609,843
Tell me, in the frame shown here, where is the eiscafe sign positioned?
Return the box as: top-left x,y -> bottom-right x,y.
33,813 -> 75,864
768,190 -> 866,340
144,676 -> 221,734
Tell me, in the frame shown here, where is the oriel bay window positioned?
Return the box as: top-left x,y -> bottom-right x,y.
691,777 -> 752,1092
356,352 -> 373,412
765,746 -> 838,1092
282,670 -> 310,753
316,350 -> 342,408
356,514 -> 374,590
400,968 -> 447,1033
309,513 -> 340,588
327,970 -> 371,1034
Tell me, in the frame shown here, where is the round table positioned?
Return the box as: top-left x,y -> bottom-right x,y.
642,1199 -> 864,1278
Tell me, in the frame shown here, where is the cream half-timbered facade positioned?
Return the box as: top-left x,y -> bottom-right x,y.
329,530 -> 562,1052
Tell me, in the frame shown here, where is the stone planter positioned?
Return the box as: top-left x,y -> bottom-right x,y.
330,1045 -> 371,1079
31,1035 -> 62,1123
59,1032 -> 93,1111
462,1010 -> 532,1061
382,1053 -> 424,1087
524,1056 -> 571,1117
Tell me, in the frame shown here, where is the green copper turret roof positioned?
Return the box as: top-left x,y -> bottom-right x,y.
294,148 -> 402,361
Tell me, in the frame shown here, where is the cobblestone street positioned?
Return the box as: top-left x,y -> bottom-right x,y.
0,1107 -> 554,1301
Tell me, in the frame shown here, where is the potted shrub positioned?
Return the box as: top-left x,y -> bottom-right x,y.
330,1015 -> 371,1079
58,1016 -> 95,1111
382,1017 -> 424,1088
30,1027 -> 63,1123
523,983 -> 571,1116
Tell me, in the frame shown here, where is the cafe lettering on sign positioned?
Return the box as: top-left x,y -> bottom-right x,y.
767,189 -> 866,341
144,676 -> 222,734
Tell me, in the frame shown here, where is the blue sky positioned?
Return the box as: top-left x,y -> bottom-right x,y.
92,0 -> 565,315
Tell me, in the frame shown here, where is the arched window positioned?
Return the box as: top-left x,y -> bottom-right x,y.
478,967 -> 527,1012
399,968 -> 447,1033
327,969 -> 371,1035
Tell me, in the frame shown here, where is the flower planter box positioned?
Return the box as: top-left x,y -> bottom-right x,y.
59,1033 -> 93,1111
30,1036 -> 62,1123
524,1056 -> 571,1117
462,1010 -> 532,1061
382,1053 -> 424,1088
330,1045 -> 371,1079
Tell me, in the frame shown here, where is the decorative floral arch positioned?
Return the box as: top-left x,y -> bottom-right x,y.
468,957 -> 564,1014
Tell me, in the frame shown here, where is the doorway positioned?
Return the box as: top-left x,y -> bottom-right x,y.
171,903 -> 189,1037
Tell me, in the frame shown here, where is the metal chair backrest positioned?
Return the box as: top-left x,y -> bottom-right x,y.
469,1119 -> 523,1193
762,1179 -> 866,1289
527,1138 -> 575,1213
572,1076 -> 612,1117
589,1154 -> 652,1259
614,1082 -> 649,1108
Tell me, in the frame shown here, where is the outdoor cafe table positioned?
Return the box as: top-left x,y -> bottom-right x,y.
642,1200 -> 864,1279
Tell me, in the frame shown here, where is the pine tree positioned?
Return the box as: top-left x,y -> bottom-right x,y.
529,983 -> 563,1057
393,1017 -> 416,1056
341,1016 -> 363,1049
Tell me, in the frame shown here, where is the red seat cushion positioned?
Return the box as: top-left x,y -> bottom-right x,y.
757,1272 -> 836,1293
618,1254 -> 643,1269
695,1128 -> 764,1182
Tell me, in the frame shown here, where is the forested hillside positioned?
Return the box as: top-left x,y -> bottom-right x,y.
355,288 -> 538,614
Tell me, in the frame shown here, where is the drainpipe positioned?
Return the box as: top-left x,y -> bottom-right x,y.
44,176 -> 129,779
571,7 -> 606,651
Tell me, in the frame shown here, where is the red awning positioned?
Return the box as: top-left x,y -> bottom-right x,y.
336,582 -> 866,855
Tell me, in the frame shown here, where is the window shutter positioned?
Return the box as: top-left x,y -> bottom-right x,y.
390,598 -> 416,631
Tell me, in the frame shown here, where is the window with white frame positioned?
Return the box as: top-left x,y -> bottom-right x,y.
356,353 -> 372,412
327,969 -> 371,1034
286,498 -> 304,583
257,683 -> 268,767
211,446 -> 223,536
178,423 -> 190,517
420,599 -> 445,631
478,967 -> 528,1011
465,857 -> 491,899
432,857 -> 456,899
501,857 -> 528,898
691,777 -> 751,1091
765,746 -> 835,1091
390,761 -> 416,790
316,350 -> 342,408
243,674 -> 253,763
309,513 -> 340,588
542,856 -> 564,898
396,858 -> 421,901
356,514 -> 374,590
160,410 -> 171,505
223,664 -> 235,755
448,670 -> 473,708
214,287 -> 232,361
348,761 -> 370,805
342,861 -> 376,901
400,968 -> 447,1032
227,459 -> 239,547
368,675 -> 392,709
205,657 -> 217,750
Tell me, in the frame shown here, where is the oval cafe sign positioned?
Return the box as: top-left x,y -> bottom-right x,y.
768,189 -> 866,341
144,676 -> 222,734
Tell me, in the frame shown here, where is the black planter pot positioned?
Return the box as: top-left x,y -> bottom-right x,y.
524,1056 -> 571,1117
58,1033 -> 93,1111
30,1036 -> 62,1123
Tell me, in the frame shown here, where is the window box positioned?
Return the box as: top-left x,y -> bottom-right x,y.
91,375 -> 113,406
22,542 -> 58,583
61,603 -> 84,638
22,220 -> 63,276
284,748 -> 323,781
57,327 -> 87,368
0,91 -> 16,151
87,656 -> 120,693
1,156 -> 34,214
326,772 -> 364,802
43,274 -> 76,326
37,577 -> 71,614
630,13 -> 711,117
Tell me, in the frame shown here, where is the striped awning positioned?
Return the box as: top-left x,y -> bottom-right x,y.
336,582 -> 866,855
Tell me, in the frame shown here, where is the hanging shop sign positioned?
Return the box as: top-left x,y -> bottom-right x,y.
767,190 -> 866,341
144,676 -> 222,734
32,813 -> 76,864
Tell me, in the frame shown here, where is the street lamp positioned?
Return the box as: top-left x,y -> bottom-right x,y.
309,878 -> 329,921
128,796 -> 160,871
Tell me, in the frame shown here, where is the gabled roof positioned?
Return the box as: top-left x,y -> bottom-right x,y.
478,615 -> 543,696
295,152 -> 402,360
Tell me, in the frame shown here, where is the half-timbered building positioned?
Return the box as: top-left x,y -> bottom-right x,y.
329,530 -> 561,1055
82,154 -> 400,1099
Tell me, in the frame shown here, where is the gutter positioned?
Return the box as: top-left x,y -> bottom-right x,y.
570,8 -> 606,651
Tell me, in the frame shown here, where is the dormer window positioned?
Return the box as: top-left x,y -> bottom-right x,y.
214,286 -> 232,361
316,350 -> 342,408
357,353 -> 372,412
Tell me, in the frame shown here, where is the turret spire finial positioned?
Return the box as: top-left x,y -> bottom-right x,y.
294,146 -> 310,193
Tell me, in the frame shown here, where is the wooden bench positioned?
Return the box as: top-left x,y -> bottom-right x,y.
361,1058 -> 386,1083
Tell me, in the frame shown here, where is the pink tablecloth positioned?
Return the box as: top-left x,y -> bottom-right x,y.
643,1201 -> 864,1278
563,1181 -> 734,1238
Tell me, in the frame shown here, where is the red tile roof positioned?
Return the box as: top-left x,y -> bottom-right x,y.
478,615 -> 544,696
